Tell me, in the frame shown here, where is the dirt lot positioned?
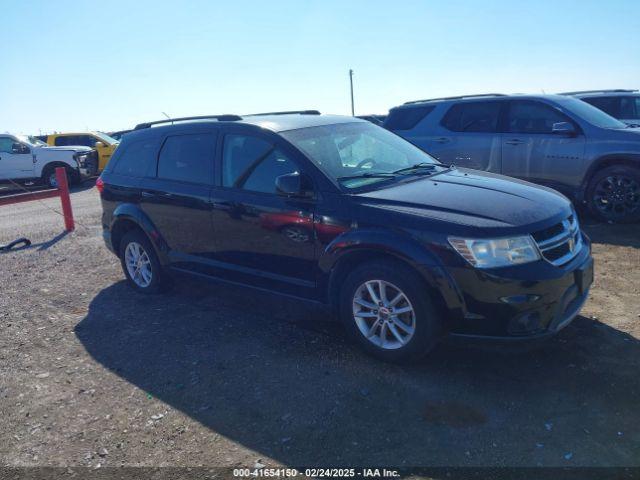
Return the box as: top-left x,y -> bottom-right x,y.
0,185 -> 639,470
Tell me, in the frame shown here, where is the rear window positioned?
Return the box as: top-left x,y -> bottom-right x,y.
441,101 -> 501,133
112,139 -> 157,177
157,133 -> 217,184
384,105 -> 435,130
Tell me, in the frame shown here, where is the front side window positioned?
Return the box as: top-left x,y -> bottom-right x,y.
157,133 -> 216,184
79,136 -> 97,147
222,134 -> 298,193
282,122 -> 440,190
558,97 -> 626,129
441,101 -> 501,133
113,140 -> 157,177
507,101 -> 570,134
0,137 -> 15,153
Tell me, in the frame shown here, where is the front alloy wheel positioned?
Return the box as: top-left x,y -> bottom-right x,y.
339,260 -> 441,362
352,280 -> 416,349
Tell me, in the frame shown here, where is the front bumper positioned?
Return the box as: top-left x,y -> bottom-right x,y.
75,151 -> 99,177
444,233 -> 593,340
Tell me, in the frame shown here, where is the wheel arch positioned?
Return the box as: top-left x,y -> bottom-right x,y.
320,230 -> 464,326
110,204 -> 169,265
580,154 -> 640,200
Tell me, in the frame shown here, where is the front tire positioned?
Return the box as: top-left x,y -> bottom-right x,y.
586,165 -> 640,223
338,260 -> 442,362
42,165 -> 78,188
119,230 -> 168,294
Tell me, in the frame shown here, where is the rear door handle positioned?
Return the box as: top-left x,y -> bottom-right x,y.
505,139 -> 525,145
433,137 -> 450,144
141,191 -> 156,198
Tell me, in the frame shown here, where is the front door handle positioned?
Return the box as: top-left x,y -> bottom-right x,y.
141,191 -> 156,198
505,139 -> 525,145
433,137 -> 450,144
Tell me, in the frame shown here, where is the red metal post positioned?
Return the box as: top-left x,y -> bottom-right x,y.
55,167 -> 75,231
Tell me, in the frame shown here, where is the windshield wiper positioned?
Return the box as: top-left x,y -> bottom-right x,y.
337,172 -> 398,181
391,162 -> 440,175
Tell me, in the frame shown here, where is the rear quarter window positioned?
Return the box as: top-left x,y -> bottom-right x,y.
112,139 -> 158,177
384,105 -> 435,130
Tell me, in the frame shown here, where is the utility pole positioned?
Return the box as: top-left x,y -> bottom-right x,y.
349,69 -> 355,116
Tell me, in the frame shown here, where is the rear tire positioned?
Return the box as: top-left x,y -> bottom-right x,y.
119,230 -> 169,294
338,259 -> 442,363
586,165 -> 640,223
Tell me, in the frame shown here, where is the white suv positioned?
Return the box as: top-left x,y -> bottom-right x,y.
0,134 -> 95,187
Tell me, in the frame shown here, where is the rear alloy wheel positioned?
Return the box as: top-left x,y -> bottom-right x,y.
119,229 -> 168,293
339,260 -> 442,362
587,166 -> 640,223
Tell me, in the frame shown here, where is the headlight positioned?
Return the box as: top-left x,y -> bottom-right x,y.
448,235 -> 540,268
76,154 -> 87,166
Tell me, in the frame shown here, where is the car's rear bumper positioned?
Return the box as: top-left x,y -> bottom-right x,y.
442,234 -> 593,340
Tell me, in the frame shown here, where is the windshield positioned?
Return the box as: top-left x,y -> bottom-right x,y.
560,97 -> 628,129
16,135 -> 46,146
281,122 -> 440,189
95,131 -> 119,145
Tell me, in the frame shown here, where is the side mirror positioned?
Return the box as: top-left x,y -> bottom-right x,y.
12,143 -> 30,154
94,141 -> 105,149
552,122 -> 577,136
275,172 -> 313,198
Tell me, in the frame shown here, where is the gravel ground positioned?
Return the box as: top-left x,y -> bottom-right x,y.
0,185 -> 639,470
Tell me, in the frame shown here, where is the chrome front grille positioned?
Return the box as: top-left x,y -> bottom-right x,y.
532,214 -> 582,266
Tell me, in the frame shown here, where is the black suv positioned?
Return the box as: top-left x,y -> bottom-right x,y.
98,111 -> 594,362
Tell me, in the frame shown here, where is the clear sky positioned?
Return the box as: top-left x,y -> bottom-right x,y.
2,0 -> 639,134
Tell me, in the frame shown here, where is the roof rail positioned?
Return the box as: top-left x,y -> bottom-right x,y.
134,114 -> 242,130
560,89 -> 638,95
245,110 -> 321,116
403,93 -> 506,105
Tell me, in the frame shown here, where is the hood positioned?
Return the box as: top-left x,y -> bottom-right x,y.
354,168 -> 572,231
37,145 -> 93,153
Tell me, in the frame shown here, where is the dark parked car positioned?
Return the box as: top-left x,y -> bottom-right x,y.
385,93 -> 640,223
561,89 -> 640,127
356,115 -> 387,126
98,112 -> 593,362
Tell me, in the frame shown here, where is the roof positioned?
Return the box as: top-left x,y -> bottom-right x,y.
560,89 -> 639,98
392,93 -> 578,110
131,112 -> 365,135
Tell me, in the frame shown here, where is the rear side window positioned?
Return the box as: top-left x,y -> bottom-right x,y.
583,97 -> 619,117
157,133 -> 217,184
112,140 -> 157,177
441,102 -> 501,132
507,101 -> 570,134
384,106 -> 435,130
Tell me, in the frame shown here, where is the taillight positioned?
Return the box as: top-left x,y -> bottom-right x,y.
96,176 -> 104,194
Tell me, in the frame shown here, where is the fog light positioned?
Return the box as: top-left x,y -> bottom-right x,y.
508,312 -> 542,335
500,294 -> 541,304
